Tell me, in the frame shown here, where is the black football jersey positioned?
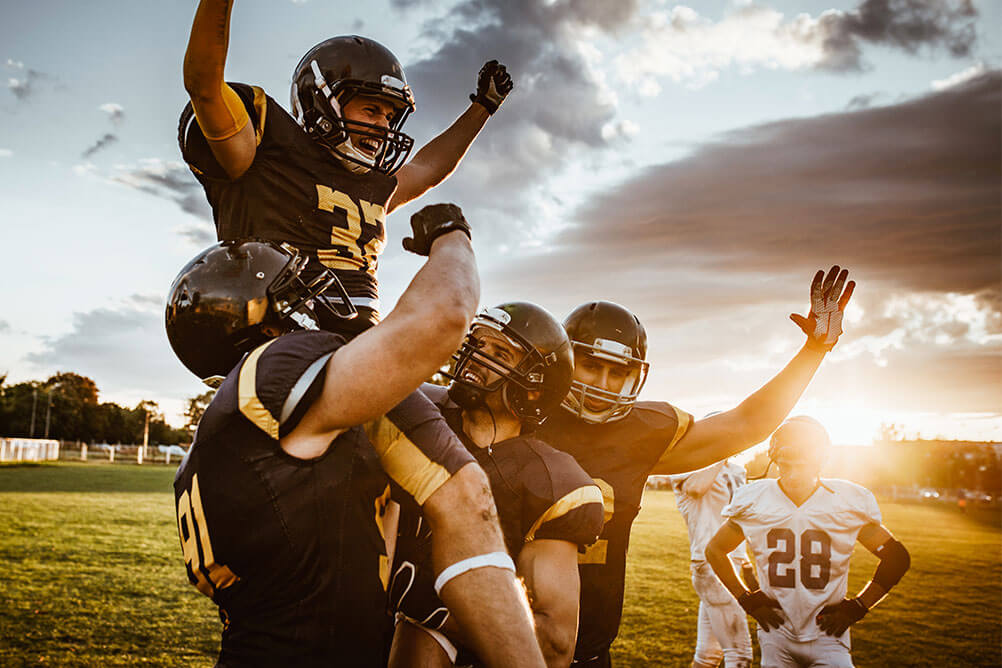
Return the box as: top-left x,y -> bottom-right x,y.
173,331 -> 474,667
389,384 -> 604,644
536,402 -> 692,660
179,83 -> 397,308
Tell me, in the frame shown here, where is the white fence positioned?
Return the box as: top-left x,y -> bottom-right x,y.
0,438 -> 60,462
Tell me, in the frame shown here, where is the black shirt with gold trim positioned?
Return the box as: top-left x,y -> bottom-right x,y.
178,83 -> 396,309
536,402 -> 693,661
173,331 -> 474,667
389,384 -> 604,640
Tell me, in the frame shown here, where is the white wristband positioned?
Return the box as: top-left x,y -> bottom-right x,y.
434,551 -> 516,596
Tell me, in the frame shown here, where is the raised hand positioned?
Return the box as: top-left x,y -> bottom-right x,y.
790,266 -> 855,351
402,203 -> 472,256
469,60 -> 513,115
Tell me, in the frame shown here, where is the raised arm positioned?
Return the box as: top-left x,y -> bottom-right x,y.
652,267 -> 855,474
183,0 -> 257,178
388,61 -> 513,212
816,523 -> 910,637
517,539 -> 581,668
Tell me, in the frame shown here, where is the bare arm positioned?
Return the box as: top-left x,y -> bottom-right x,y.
653,266 -> 855,475
183,0 -> 256,178
705,521 -> 750,600
652,343 -> 825,474
680,461 -> 727,498
518,539 -> 581,668
388,103 -> 490,213
426,464 -> 547,668
282,230 -> 477,457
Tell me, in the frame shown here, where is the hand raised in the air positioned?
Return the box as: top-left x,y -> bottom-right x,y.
790,266 -> 855,352
738,589 -> 785,632
469,60 -> 513,115
403,203 -> 472,256
816,597 -> 867,636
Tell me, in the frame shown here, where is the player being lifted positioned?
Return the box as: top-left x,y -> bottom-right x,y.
180,0 -> 513,335
536,267 -> 856,667
670,456 -> 756,668
706,417 -> 911,668
167,205 -> 547,667
388,303 -> 605,668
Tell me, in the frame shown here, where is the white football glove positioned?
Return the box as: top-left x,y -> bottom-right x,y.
790,266 -> 855,351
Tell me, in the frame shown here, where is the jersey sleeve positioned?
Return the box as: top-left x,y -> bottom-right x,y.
178,82 -> 267,181
721,481 -> 761,525
632,402 -> 694,469
522,445 -> 604,548
848,482 -> 882,526
365,390 -> 476,506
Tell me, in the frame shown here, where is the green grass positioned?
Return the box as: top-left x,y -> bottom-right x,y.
0,464 -> 999,666
612,490 -> 1002,667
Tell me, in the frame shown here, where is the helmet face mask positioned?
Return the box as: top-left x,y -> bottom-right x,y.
445,304 -> 573,427
165,240 -> 356,384
561,301 -> 649,424
291,37 -> 415,175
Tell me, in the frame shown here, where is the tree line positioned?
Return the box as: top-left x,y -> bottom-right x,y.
0,372 -> 213,446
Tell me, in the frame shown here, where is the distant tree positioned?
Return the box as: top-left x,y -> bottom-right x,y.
184,390 -> 216,431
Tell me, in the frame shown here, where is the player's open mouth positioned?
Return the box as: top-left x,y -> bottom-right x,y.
357,137 -> 382,156
461,368 -> 486,386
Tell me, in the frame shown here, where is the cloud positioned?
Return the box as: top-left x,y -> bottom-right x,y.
845,92 -> 880,110
614,0 -> 979,92
0,148 -> 11,157
81,133 -> 118,159
99,102 -> 125,126
0,320 -> 9,333
24,300 -> 199,401
932,60 -> 989,90
528,70 -> 1001,298
5,60 -> 50,102
392,0 -> 637,237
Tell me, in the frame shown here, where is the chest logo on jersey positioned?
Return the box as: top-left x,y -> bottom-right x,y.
315,185 -> 387,276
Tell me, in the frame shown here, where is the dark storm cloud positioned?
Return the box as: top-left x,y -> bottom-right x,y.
525,70 -> 1001,301
394,0 -> 639,220
81,133 -> 118,159
812,0 -> 978,71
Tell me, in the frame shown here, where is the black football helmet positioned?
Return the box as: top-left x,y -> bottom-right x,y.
165,240 -> 356,384
290,35 -> 415,176
445,302 -> 573,427
561,301 -> 650,424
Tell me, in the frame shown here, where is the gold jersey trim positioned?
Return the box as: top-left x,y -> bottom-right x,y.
238,339 -> 280,439
525,484 -> 604,543
658,406 -> 692,464
365,416 -> 451,506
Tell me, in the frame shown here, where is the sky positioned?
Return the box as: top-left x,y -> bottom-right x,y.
0,0 -> 999,446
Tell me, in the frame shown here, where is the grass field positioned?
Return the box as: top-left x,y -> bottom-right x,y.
0,462 -> 999,667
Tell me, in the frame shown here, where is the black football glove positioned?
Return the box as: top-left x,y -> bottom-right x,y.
470,60 -> 513,114
738,590 -> 784,632
816,597 -> 867,637
402,203 -> 472,256
790,265 -> 855,352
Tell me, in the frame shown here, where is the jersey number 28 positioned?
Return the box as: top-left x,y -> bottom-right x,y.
767,528 -> 831,590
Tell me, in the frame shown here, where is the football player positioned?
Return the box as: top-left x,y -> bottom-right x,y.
670,456 -> 755,668
180,0 -> 514,335
167,205 -> 546,667
706,417 -> 911,668
536,267 -> 856,667
388,302 -> 605,668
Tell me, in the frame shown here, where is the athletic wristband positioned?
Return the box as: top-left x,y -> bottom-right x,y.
434,551 -> 515,596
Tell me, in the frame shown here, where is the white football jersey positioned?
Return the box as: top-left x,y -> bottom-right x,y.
722,478 -> 881,642
672,460 -> 748,562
